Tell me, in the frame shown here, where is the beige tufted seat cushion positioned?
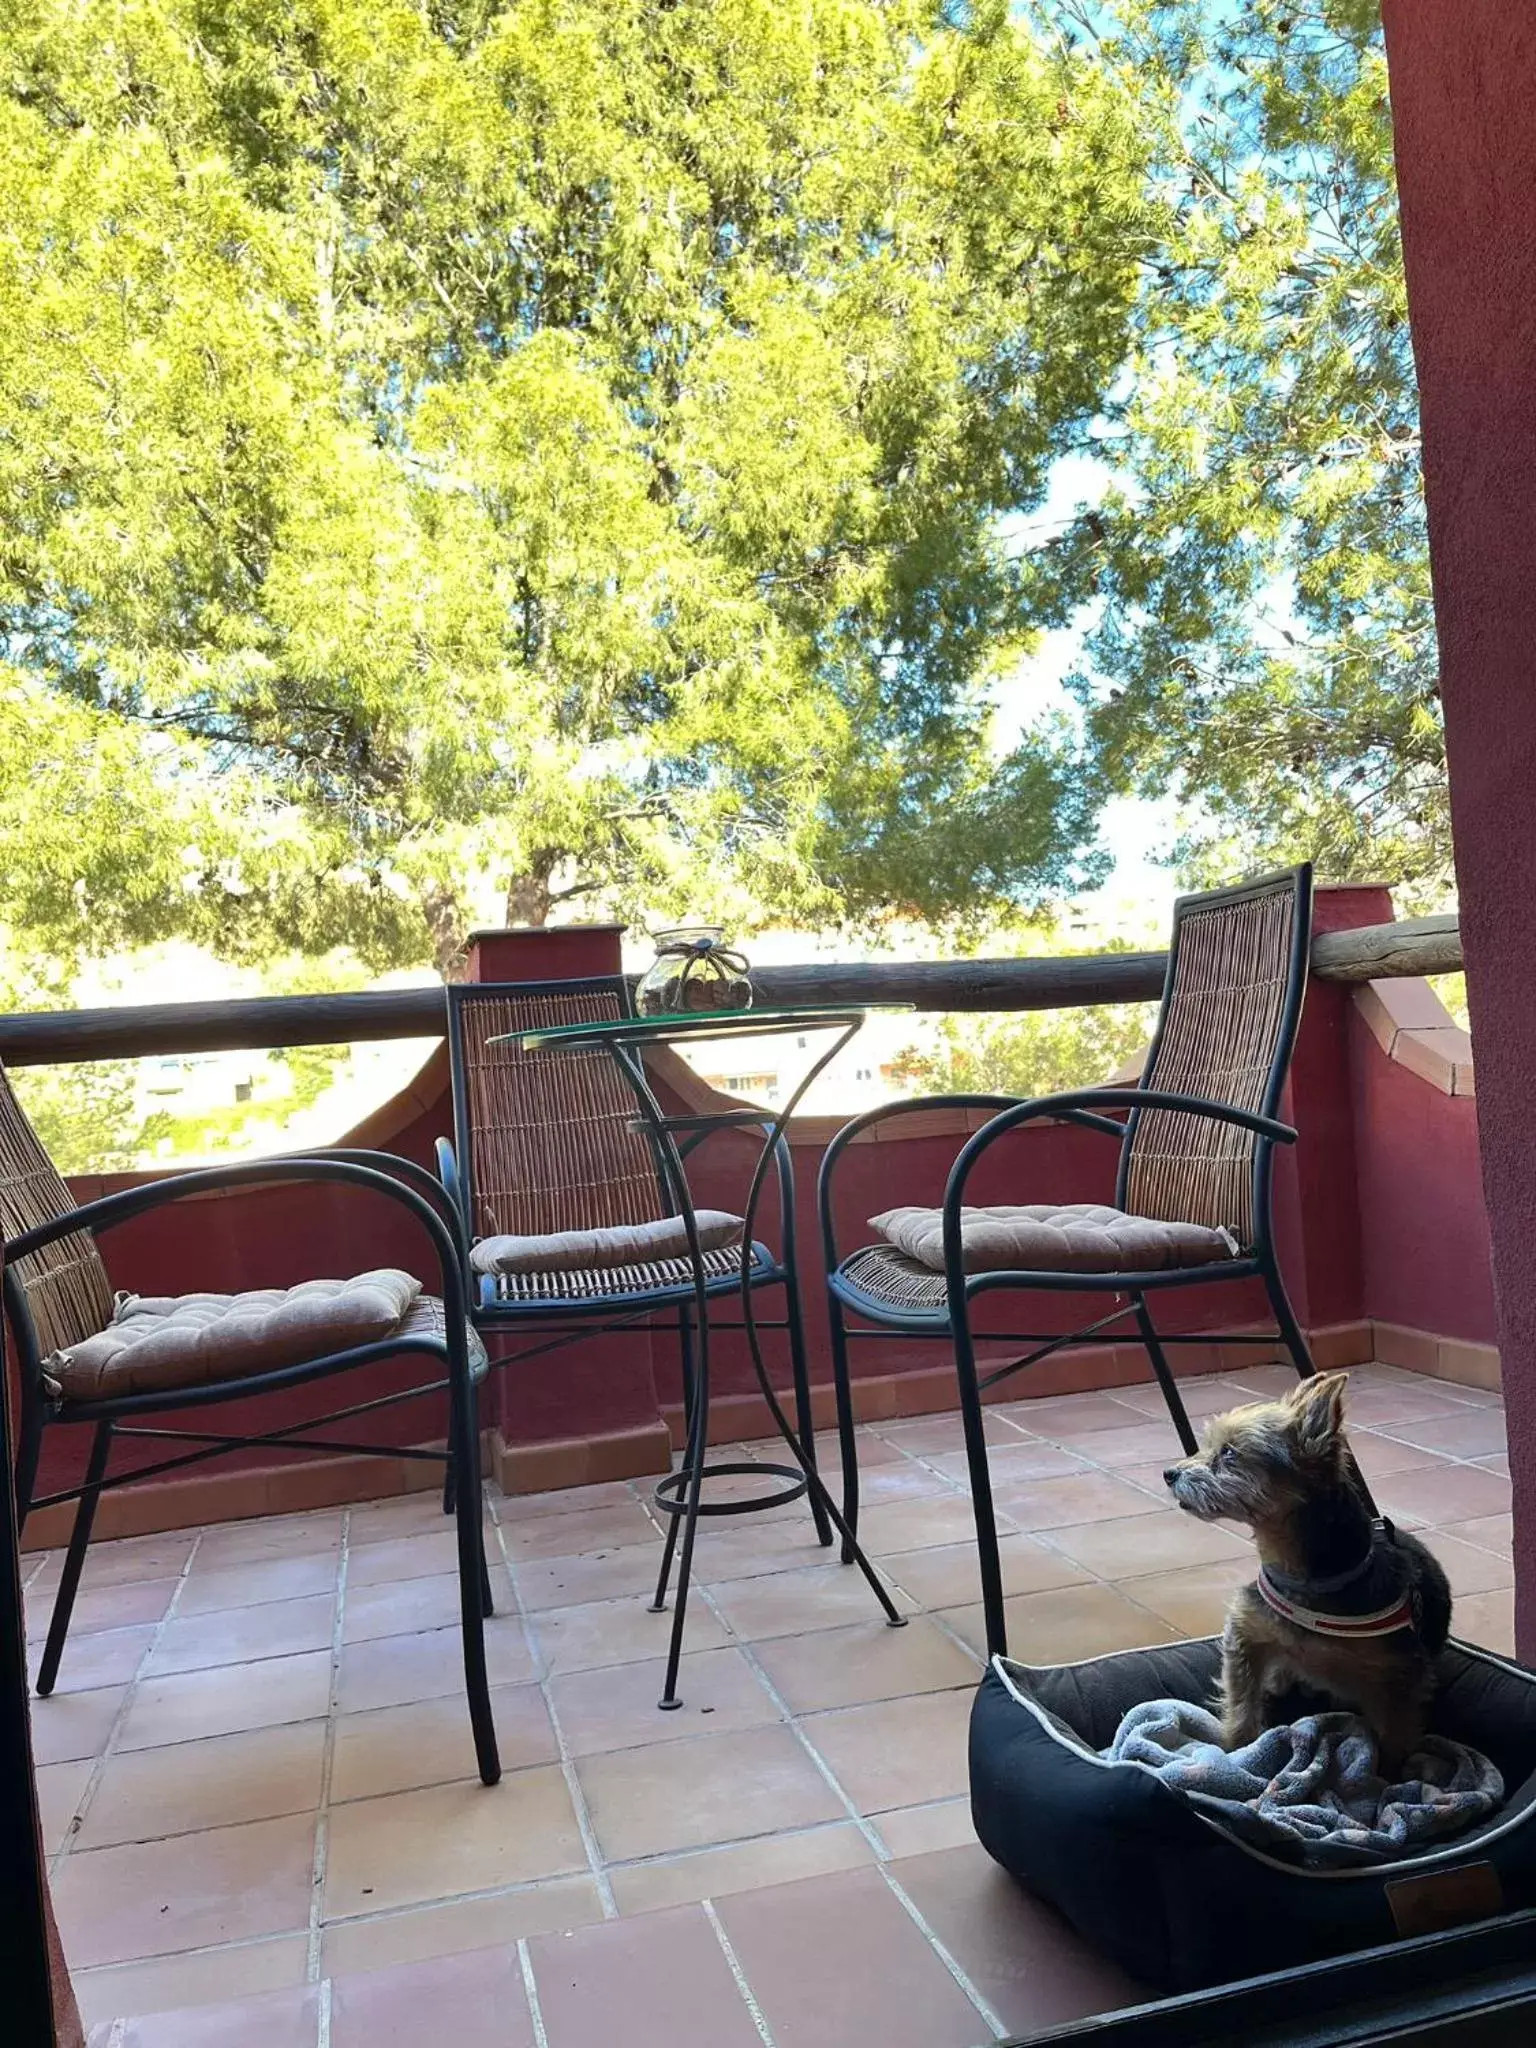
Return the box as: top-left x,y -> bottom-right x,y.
869,1204 -> 1239,1276
45,1269 -> 426,1401
470,1210 -> 744,1277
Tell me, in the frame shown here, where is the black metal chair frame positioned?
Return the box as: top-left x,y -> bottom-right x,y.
6,1151 -> 502,1785
818,866 -> 1328,1661
437,978 -> 839,1664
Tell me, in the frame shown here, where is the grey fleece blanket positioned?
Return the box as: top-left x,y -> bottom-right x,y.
1102,1700 -> 1504,1867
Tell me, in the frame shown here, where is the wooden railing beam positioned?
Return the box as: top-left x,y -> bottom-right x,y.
0,916 -> 1465,1066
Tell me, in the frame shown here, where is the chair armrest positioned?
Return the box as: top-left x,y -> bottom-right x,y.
4,1157 -> 471,1338
815,1093 -> 1125,1277
940,1087 -> 1296,1274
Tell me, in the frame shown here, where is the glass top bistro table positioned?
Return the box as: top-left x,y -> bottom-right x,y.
492,1003 -> 912,1708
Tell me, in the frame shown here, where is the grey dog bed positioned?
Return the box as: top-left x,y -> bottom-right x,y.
969,1635 -> 1536,1992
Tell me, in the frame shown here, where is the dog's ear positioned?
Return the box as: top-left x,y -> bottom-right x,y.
1288,1370 -> 1348,1453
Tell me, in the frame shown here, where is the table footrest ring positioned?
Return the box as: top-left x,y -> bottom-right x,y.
653,1460 -> 809,1519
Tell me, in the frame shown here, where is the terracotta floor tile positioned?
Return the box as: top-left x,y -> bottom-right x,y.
496,1478 -> 645,1521
73,1934 -> 310,2030
881,1533 -> 1089,1611
1421,1531 -> 1517,1597
1042,1508 -> 1249,1579
347,1530 -> 467,1588
876,1411 -> 1026,1455
813,1426 -> 912,1468
800,1687 -> 973,1814
30,1624 -> 155,1695
1103,1377 -> 1253,1424
994,1393 -> 1145,1439
894,1842 -> 1148,2031
1373,1462 -> 1513,1526
1334,1385 -> 1469,1431
114,1982 -> 321,2048
689,1517 -> 843,1584
528,1901 -> 764,2048
1056,1420 -> 1200,1469
30,1533 -> 196,1597
26,1576 -> 180,1641
609,1821 -> 874,1916
706,1564 -> 912,1642
856,1494 -> 1011,1556
330,1944 -> 534,2048
79,1720 -> 327,1849
991,1470 -> 1167,1532
145,1595 -> 336,1676
342,1571 -> 486,1644
939,1582 -> 1177,1665
752,1616 -> 978,1714
1224,1363 -> 1314,1398
321,1876 -> 604,1977
1346,1432 -> 1451,1482
345,1493 -> 461,1546
335,1615 -> 533,1713
324,1765 -> 586,1917
1111,1559 -> 1253,1638
1473,1453 -> 1511,1477
36,1759 -> 93,1854
515,1543 -> 670,1611
178,1554 -> 341,1615
502,1500 -> 660,1561
715,1865 -> 989,2048
1452,1589 -> 1516,1658
118,1651 -> 333,1751
529,1592 -> 729,1677
193,1514 -> 343,1570
926,1441 -> 1090,1487
1379,1408 -> 1508,1459
54,1810 -> 318,1967
1442,1513 -> 1514,1555
874,1799 -> 978,1859
852,1458 -> 959,1506
330,1683 -> 557,1803
28,1684 -> 125,1765
576,1722 -> 844,1861
549,1645 -> 779,1757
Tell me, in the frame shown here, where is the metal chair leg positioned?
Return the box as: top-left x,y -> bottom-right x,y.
658,1315 -> 711,1710
1134,1294 -> 1198,1456
782,1267 -> 832,1548
449,1370 -> 500,1786
649,1311 -> 698,1613
827,1296 -> 861,1564
36,1422 -> 112,1698
952,1308 -> 1008,1661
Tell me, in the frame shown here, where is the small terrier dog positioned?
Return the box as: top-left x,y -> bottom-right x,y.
1164,1372 -> 1451,1771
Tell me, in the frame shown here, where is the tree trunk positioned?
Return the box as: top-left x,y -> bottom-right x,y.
420,885 -> 469,983
506,858 -> 555,929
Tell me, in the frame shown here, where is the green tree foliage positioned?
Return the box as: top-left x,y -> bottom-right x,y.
0,0 -> 1157,973
893,998 -> 1156,1099
1036,3 -> 1441,889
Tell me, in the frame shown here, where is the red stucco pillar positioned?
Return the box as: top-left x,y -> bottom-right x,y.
1381,2 -> 1536,1651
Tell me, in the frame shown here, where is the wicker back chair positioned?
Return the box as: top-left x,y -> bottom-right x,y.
1,1063 -> 502,1783
1120,869 -> 1306,1250
0,1065 -> 115,1360
447,979 -> 667,1243
818,866 -> 1319,1657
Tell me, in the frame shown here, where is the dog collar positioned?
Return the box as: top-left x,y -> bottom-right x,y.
1255,1565 -> 1416,1638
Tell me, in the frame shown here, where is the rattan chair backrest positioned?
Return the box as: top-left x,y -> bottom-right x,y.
448,979 -> 668,1242
0,1063 -> 116,1358
1120,867 -> 1312,1247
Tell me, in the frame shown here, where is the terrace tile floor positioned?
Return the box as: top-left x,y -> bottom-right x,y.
26,1361 -> 1515,2047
